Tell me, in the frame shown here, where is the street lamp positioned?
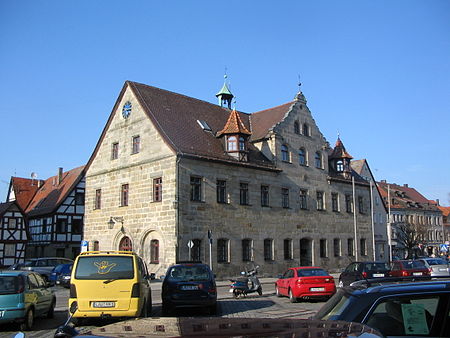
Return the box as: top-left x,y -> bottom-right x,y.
108,216 -> 124,229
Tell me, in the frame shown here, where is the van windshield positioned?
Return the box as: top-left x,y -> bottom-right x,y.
0,276 -> 20,294
75,256 -> 134,280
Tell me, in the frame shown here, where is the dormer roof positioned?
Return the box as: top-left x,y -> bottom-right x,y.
216,109 -> 251,137
329,137 -> 353,160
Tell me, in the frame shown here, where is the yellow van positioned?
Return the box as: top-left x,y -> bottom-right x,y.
69,251 -> 152,321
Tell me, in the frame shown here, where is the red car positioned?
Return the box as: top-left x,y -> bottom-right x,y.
275,267 -> 336,303
389,260 -> 431,277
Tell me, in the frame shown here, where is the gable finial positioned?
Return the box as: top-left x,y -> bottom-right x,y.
298,74 -> 302,91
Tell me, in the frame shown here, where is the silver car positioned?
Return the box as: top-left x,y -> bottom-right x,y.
417,257 -> 449,277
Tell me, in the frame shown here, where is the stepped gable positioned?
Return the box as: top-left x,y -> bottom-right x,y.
250,102 -> 293,141
26,166 -> 85,216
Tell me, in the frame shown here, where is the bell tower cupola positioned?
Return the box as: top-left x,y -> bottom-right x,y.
329,136 -> 353,178
216,74 -> 234,109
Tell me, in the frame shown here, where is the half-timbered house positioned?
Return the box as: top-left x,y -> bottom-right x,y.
7,166 -> 86,259
0,201 -> 28,268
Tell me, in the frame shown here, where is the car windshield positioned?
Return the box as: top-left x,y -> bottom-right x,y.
297,268 -> 328,277
74,256 -> 134,280
167,265 -> 210,282
314,289 -> 352,320
366,263 -> 389,271
0,276 -> 20,295
426,258 -> 447,265
403,260 -> 426,269
22,260 -> 36,267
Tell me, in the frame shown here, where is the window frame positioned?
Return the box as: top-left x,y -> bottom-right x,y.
217,238 -> 229,263
331,193 -> 339,212
190,176 -> 202,202
94,189 -> 101,210
281,144 -> 289,162
150,239 -> 159,264
281,188 -> 290,208
320,239 -> 328,258
216,179 -> 227,204
298,148 -> 307,166
264,238 -> 274,261
315,151 -> 322,169
242,239 -> 253,262
299,189 -> 308,210
316,191 -> 325,211
284,238 -> 293,260
153,177 -> 162,202
239,182 -> 249,205
131,135 -> 140,154
121,183 -> 129,207
112,142 -> 119,160
261,185 -> 270,207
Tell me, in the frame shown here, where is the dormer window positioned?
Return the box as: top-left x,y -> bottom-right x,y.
336,160 -> 344,172
239,137 -> 246,151
227,136 -> 238,151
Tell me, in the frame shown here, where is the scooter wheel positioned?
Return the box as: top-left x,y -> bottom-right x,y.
257,286 -> 263,296
233,289 -> 240,299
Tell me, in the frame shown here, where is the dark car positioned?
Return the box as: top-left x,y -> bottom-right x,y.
161,262 -> 217,315
339,261 -> 390,287
9,257 -> 74,285
314,278 -> 450,337
50,263 -> 73,287
390,259 -> 431,277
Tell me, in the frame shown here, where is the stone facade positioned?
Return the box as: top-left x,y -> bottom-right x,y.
84,82 -> 374,278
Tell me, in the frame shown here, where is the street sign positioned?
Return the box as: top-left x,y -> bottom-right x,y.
187,240 -> 194,248
81,240 -> 89,253
440,244 -> 448,252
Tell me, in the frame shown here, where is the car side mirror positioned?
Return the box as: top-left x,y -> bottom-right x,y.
277,274 -> 283,279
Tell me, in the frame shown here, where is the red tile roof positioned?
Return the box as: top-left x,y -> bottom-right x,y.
9,177 -> 43,211
329,137 -> 353,159
377,181 -> 439,211
217,109 -> 251,137
26,166 -> 85,216
250,102 -> 294,141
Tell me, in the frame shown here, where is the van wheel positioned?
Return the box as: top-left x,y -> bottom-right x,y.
20,308 -> 34,331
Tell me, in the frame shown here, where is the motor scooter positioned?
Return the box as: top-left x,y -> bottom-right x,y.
229,265 -> 262,298
54,302 -> 79,338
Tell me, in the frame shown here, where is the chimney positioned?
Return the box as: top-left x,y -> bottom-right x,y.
58,167 -> 63,185
436,199 -> 440,206
381,180 -> 386,183
403,184 -> 408,188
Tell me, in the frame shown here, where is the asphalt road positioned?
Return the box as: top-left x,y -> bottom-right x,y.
0,278 -> 327,337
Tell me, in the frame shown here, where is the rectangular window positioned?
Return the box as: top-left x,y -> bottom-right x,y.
299,189 -> 308,210
331,193 -> 339,212
94,189 -> 101,210
345,194 -> 353,213
71,219 -> 83,234
217,238 -> 229,263
4,244 -> 15,256
358,196 -> 364,214
316,191 -> 324,210
112,142 -> 119,160
242,239 -> 253,262
281,188 -> 289,208
216,180 -> 227,204
191,239 -> 201,261
121,184 -> 129,206
56,219 -> 67,233
360,238 -> 367,256
284,239 -> 293,260
153,178 -> 162,202
75,192 -> 85,205
261,185 -> 269,207
240,182 -> 249,205
8,218 -> 17,229
348,238 -> 354,256
190,176 -> 202,201
320,239 -> 327,258
132,135 -> 140,154
264,239 -> 274,261
334,238 -> 341,257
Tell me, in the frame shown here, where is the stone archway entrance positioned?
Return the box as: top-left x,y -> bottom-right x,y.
119,236 -> 133,251
300,238 -> 313,266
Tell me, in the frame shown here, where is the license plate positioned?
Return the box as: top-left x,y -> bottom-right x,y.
310,287 -> 325,292
92,301 -> 115,308
373,273 -> 384,277
413,272 -> 423,276
180,285 -> 198,291
439,268 -> 447,272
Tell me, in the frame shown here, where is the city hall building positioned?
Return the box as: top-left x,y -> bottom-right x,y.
84,80 -> 374,278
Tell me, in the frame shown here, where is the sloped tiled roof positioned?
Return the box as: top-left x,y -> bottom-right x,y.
437,206 -> 450,217
329,137 -> 353,159
26,166 -> 85,216
118,82 -> 277,169
377,181 -> 439,211
8,177 -> 43,211
250,102 -> 293,141
350,159 -> 365,174
0,201 -> 15,216
217,109 -> 251,137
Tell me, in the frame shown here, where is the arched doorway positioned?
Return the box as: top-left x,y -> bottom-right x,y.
119,236 -> 133,251
300,238 -> 313,266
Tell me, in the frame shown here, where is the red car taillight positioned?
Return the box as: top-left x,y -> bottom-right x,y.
362,272 -> 368,278
402,271 -> 409,277
296,279 -> 303,284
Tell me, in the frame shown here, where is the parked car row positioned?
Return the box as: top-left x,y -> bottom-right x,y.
338,258 -> 450,287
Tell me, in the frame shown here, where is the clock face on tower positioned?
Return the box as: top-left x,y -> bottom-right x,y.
122,101 -> 132,119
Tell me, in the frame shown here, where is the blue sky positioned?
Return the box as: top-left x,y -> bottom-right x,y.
1,0 -> 449,205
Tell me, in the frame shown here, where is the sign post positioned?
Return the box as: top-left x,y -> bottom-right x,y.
81,240 -> 89,253
208,230 -> 213,270
187,240 -> 194,261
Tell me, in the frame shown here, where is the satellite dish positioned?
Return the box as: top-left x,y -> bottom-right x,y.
31,172 -> 37,179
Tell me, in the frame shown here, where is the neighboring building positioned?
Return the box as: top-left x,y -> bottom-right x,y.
7,166 -> 86,259
377,181 -> 443,258
0,201 -> 28,267
84,80 -> 374,278
351,159 -> 388,261
437,205 -> 450,253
